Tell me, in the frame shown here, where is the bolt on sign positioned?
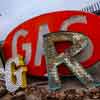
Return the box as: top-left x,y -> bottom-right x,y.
3,11 -> 100,76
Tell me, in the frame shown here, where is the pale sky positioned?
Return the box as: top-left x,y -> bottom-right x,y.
0,0 -> 99,40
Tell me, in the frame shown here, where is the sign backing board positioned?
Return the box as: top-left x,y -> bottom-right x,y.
3,11 -> 100,76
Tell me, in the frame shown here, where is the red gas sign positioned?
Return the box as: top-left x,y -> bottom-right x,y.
3,11 -> 100,76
